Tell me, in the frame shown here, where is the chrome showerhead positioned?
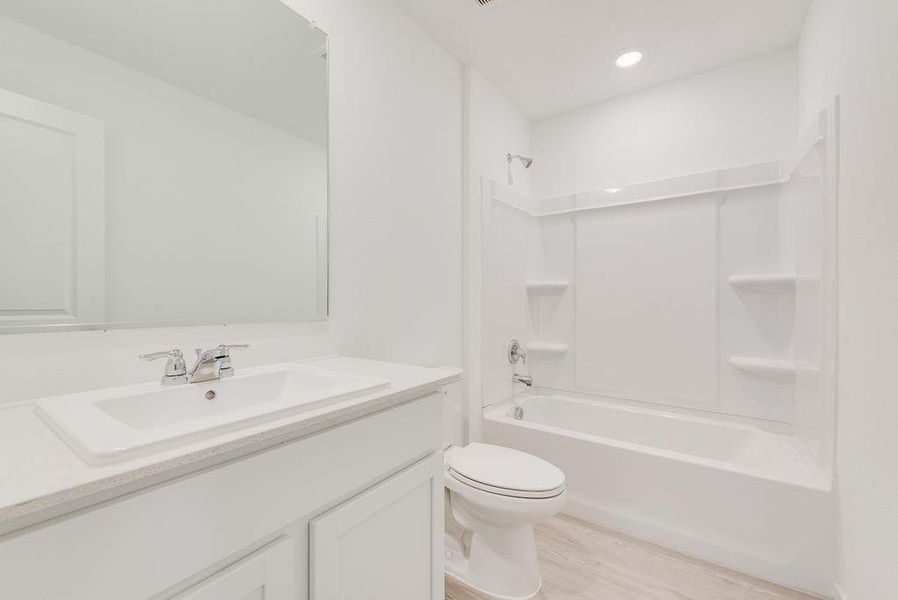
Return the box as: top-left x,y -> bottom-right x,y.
507,153 -> 533,169
506,153 -> 533,186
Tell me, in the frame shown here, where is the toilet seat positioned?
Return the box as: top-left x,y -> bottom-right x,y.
446,443 -> 566,499
448,470 -> 565,499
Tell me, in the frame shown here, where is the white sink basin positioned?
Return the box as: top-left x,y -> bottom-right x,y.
35,363 -> 390,465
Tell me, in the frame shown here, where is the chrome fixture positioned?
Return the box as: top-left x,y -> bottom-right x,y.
512,373 -> 534,387
508,153 -> 534,169
506,153 -> 534,186
509,340 -> 533,387
140,344 -> 249,385
189,344 -> 250,384
139,349 -> 188,386
508,339 -> 528,366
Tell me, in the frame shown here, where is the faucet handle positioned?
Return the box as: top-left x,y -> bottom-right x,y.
139,349 -> 188,385
508,339 -> 528,366
207,344 -> 250,379
140,348 -> 182,362
191,344 -> 249,365
197,344 -> 250,359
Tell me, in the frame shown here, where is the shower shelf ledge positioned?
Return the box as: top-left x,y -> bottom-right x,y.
525,281 -> 569,294
729,356 -> 795,376
524,343 -> 568,358
728,356 -> 820,378
729,274 -> 796,293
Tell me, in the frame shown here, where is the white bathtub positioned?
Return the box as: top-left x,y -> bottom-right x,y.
483,394 -> 835,597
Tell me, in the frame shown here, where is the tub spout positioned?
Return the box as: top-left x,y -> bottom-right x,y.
513,373 -> 534,387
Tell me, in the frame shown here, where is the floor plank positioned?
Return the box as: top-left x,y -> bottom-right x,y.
445,515 -> 821,600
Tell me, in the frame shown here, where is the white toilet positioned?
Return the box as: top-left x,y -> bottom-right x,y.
444,443 -> 567,600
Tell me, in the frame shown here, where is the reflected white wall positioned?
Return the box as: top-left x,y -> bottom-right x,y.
0,14 -> 327,324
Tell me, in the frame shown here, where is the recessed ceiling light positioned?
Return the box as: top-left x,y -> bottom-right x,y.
615,50 -> 644,69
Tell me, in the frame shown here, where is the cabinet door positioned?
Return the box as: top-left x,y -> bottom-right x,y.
310,453 -> 444,600
176,537 -> 294,600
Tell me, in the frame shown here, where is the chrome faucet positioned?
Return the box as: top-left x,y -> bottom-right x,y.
140,344 -> 249,385
188,344 -> 250,383
512,373 -> 534,387
508,340 -> 533,387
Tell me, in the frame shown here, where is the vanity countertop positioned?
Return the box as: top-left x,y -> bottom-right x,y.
0,356 -> 461,536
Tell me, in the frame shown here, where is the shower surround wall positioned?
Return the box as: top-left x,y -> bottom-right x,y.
483,125 -> 836,440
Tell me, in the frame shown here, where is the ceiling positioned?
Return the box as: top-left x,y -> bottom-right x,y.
0,0 -> 328,145
393,0 -> 812,121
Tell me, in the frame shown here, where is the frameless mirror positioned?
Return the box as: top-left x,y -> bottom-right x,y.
0,0 -> 328,330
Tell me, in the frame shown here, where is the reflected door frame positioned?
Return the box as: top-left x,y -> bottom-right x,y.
0,87 -> 105,326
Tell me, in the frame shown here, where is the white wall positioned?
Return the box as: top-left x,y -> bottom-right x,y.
463,69 -> 532,440
0,0 -> 463,405
798,0 -> 844,132
292,0 -> 462,369
800,0 -> 898,597
466,69 -> 532,199
531,49 -> 799,199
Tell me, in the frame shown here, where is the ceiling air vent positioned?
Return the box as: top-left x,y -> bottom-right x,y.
474,0 -> 506,8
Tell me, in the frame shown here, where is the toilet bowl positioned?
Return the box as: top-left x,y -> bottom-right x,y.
444,443 -> 566,600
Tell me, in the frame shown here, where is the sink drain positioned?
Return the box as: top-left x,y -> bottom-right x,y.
205,390 -> 217,400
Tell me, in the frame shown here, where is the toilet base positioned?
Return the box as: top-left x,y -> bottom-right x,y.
444,518 -> 542,600
445,569 -> 542,600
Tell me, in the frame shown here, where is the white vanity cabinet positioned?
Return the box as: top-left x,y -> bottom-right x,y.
0,391 -> 447,600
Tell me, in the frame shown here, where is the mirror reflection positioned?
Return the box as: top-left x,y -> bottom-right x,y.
0,0 -> 328,328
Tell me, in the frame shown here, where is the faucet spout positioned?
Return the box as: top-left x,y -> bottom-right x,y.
188,344 -> 250,384
512,373 -> 534,387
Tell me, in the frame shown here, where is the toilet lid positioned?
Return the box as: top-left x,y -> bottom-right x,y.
446,443 -> 566,499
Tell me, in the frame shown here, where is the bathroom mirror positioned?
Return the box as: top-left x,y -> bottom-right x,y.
0,0 -> 328,330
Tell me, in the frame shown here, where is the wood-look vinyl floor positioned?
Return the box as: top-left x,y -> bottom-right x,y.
445,515 -> 821,600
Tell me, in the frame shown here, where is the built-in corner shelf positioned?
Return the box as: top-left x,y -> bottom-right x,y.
525,281 -> 569,295
728,356 -> 796,377
728,274 -> 796,293
524,342 -> 568,358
